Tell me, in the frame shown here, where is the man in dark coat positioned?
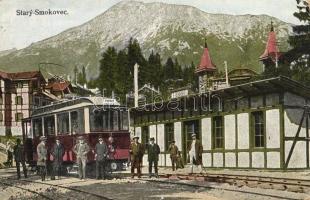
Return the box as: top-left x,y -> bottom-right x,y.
129,136 -> 143,178
147,137 -> 160,178
168,140 -> 178,171
13,138 -> 27,179
51,137 -> 64,180
188,133 -> 203,173
73,136 -> 90,179
95,137 -> 108,179
37,136 -> 47,181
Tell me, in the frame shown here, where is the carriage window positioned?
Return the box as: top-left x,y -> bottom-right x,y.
112,110 -> 119,131
120,111 -> 129,130
90,109 -> 104,132
57,113 -> 69,134
33,118 -> 43,137
89,106 -> 128,132
44,116 -> 55,136
71,109 -> 84,134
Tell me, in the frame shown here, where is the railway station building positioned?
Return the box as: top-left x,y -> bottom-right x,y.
131,25 -> 310,170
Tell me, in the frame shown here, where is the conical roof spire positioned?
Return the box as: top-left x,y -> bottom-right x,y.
195,39 -> 216,73
259,22 -> 281,62
204,38 -> 208,48
270,21 -> 274,32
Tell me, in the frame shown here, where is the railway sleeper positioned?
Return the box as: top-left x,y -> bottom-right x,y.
287,186 -> 304,193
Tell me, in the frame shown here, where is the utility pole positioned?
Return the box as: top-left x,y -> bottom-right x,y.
134,63 -> 139,107
224,61 -> 230,87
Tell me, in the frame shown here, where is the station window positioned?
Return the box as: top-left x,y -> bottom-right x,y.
141,126 -> 149,144
0,113 -> 3,122
157,112 -> 164,121
165,123 -> 174,151
16,96 -> 23,105
17,82 -> 23,88
252,111 -> 265,148
33,118 -> 43,137
15,113 -> 23,122
0,96 -> 3,105
57,113 -> 69,134
44,116 -> 55,136
213,116 -> 224,149
71,109 -> 84,134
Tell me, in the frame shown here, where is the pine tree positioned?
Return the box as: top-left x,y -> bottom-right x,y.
287,0 -> 310,84
98,46 -> 117,96
127,38 -> 149,86
164,57 -> 175,80
77,66 -> 87,85
115,49 -> 130,102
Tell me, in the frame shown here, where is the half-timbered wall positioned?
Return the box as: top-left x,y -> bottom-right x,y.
283,92 -> 310,169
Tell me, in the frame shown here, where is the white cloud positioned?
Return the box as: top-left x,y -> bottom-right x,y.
0,0 -> 300,51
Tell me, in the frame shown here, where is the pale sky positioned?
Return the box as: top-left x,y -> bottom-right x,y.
0,0 -> 299,51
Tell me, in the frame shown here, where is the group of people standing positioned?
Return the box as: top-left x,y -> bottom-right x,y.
129,136 -> 160,178
10,132 -> 203,180
36,136 -> 65,181
11,135 -> 114,181
129,132 -> 203,178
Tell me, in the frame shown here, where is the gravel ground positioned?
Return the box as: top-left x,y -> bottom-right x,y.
1,168 -> 310,200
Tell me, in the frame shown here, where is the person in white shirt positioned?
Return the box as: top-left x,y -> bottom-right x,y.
188,133 -> 203,173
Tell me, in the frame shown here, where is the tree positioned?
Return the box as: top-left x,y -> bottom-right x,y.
77,66 -> 87,85
147,51 -> 163,87
164,57 -> 175,80
97,46 -> 117,96
287,0 -> 310,84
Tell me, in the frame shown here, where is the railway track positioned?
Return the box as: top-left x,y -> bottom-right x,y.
160,172 -> 310,193
144,178 -> 303,200
1,177 -> 114,200
0,180 -> 54,200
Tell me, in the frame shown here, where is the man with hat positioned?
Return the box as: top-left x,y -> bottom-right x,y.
129,136 -> 143,178
147,137 -> 160,178
188,133 -> 203,173
13,138 -> 27,179
37,136 -> 47,181
168,140 -> 178,171
73,136 -> 90,179
51,137 -> 65,180
95,136 -> 108,179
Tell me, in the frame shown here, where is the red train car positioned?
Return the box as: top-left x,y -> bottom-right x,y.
22,97 -> 130,171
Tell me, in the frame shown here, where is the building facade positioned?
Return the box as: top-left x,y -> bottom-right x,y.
0,71 -> 55,136
131,77 -> 310,170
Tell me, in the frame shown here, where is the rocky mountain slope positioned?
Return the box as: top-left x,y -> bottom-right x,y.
0,1 -> 292,79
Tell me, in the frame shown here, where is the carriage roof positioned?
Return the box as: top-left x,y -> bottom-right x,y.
30,97 -> 122,118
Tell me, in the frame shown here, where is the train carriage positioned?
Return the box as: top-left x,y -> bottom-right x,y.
22,97 -> 130,171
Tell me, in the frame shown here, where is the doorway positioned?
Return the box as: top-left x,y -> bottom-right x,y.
182,120 -> 200,163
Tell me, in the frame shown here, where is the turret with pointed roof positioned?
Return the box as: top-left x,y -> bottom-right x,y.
195,40 -> 217,74
195,39 -> 217,93
259,22 -> 282,69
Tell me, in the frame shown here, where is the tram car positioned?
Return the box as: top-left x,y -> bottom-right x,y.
22,97 -> 130,171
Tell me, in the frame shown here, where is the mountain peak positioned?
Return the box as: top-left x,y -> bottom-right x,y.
0,1 -> 291,79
